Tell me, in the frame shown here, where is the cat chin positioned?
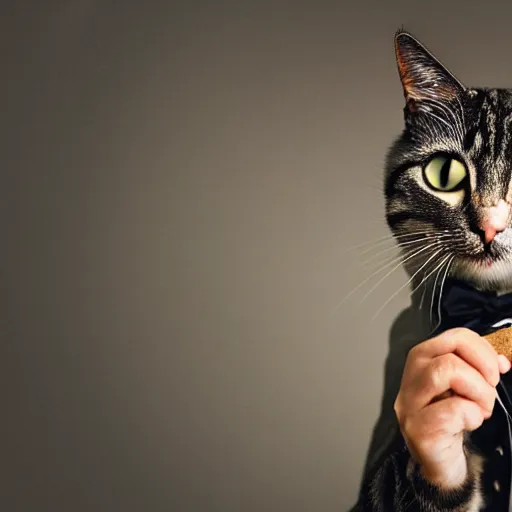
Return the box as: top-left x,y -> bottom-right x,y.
452,258 -> 512,294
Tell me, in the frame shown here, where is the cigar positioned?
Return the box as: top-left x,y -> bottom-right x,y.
485,327 -> 512,360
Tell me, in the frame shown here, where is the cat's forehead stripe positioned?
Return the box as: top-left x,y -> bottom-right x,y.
468,90 -> 512,198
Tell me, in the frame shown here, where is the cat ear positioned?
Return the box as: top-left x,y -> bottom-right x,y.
395,31 -> 465,111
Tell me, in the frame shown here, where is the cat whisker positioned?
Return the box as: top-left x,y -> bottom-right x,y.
369,248 -> 445,323
359,251 -> 412,273
418,273 -> 429,310
334,242 -> 440,311
360,233 -> 453,256
358,232 -> 454,257
335,254 -> 411,310
357,235 -> 450,265
430,255 -> 455,334
429,254 -> 448,325
345,229 -> 451,254
343,235 -> 401,254
352,229 -> 451,245
413,253 -> 453,300
359,239 -> 423,259
374,237 -> 454,268
358,244 -> 411,266
357,242 -> 443,307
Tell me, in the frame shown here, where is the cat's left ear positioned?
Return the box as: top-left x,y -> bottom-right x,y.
395,31 -> 465,111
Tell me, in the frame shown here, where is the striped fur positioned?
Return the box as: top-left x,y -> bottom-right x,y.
386,32 -> 512,294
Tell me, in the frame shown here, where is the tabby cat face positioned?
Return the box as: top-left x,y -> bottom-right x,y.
386,31 -> 512,292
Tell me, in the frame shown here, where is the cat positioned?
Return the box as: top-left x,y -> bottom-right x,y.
354,31 -> 512,511
386,33 -> 512,296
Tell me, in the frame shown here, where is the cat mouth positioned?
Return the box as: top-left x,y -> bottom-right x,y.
461,230 -> 512,266
453,244 -> 512,289
477,254 -> 496,268
462,244 -> 509,268
463,253 -> 495,267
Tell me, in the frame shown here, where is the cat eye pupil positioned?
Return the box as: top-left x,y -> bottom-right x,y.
439,159 -> 451,189
423,156 -> 467,192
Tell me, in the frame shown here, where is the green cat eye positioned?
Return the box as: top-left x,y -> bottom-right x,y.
423,156 -> 467,192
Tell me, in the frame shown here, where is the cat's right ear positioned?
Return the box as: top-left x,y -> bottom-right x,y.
394,31 -> 465,113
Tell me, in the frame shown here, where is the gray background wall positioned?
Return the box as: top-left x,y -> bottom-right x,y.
4,1 -> 512,511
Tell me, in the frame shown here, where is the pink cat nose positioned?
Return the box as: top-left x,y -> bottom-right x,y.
479,199 -> 510,244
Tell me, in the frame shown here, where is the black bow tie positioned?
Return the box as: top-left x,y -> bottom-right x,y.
436,279 -> 512,335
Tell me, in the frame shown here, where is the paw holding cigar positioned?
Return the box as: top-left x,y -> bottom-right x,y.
394,327 -> 512,489
430,326 -> 512,403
